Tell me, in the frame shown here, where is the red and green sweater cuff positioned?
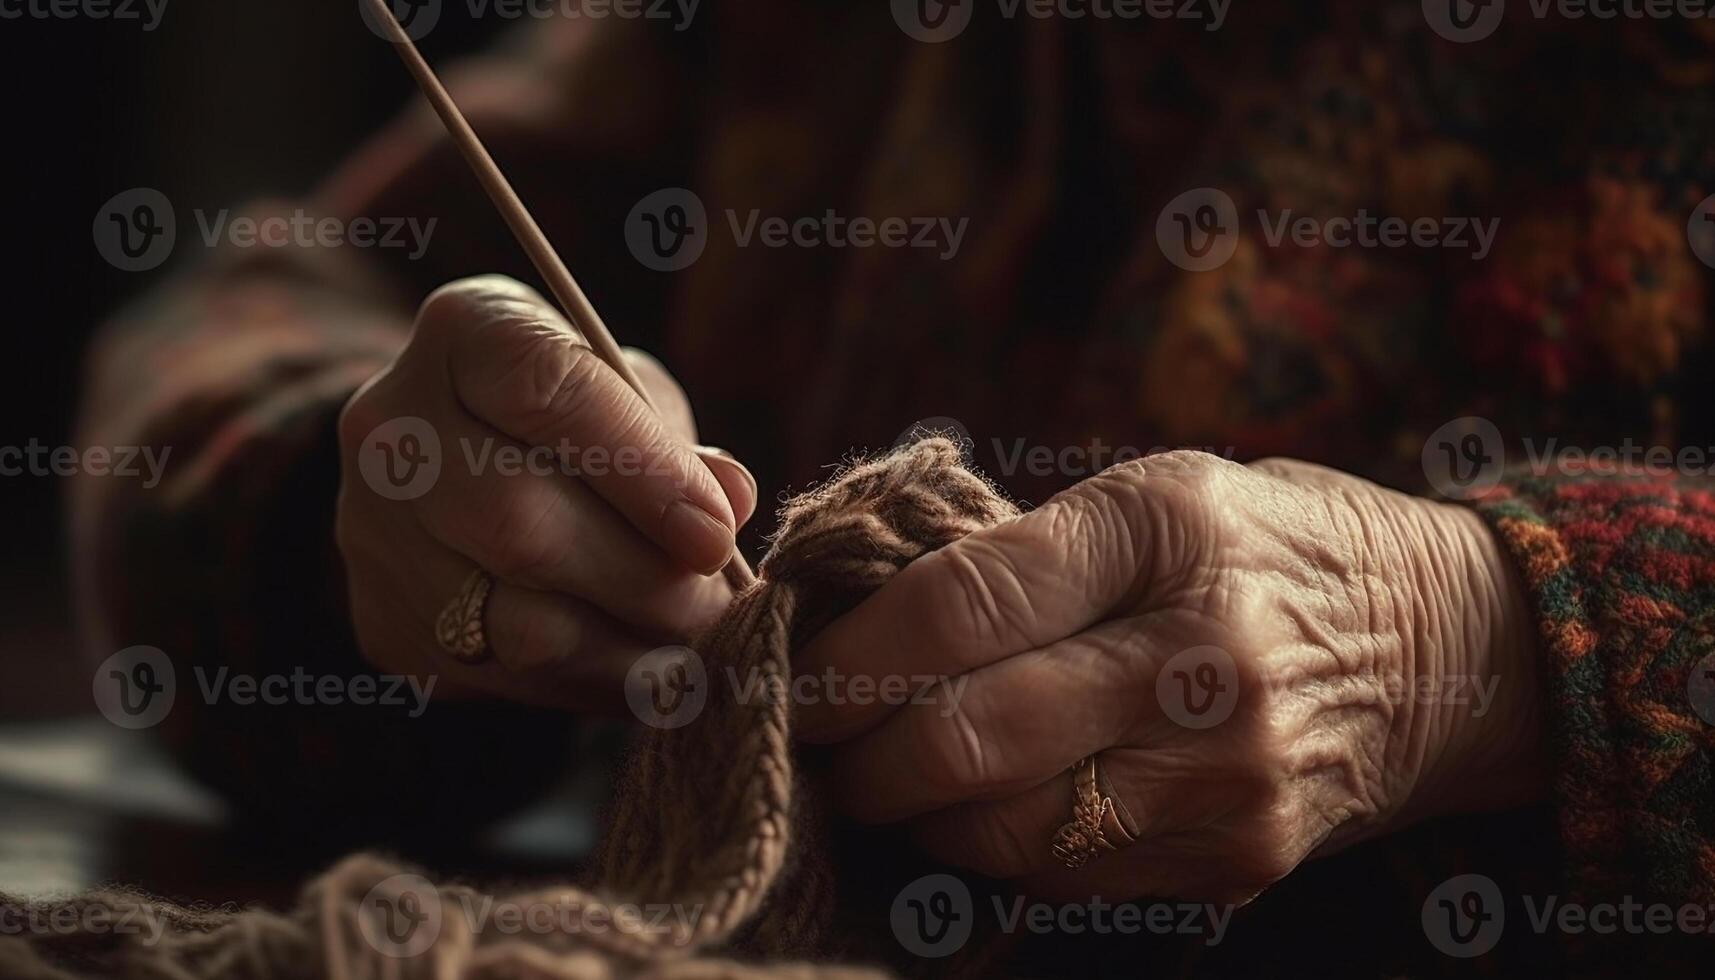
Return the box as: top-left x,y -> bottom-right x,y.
1474,471 -> 1715,909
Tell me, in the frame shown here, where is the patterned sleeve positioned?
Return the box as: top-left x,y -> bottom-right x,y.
1475,470 -> 1715,909
69,18 -> 698,838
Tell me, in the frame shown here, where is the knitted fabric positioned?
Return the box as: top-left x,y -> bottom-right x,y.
1475,470 -> 1715,909
0,439 -> 1015,980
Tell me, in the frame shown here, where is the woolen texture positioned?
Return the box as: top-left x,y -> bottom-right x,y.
0,438 -> 1015,979
1476,470 -> 1715,910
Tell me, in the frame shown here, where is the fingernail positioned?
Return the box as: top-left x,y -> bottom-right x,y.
662,499 -> 736,575
697,446 -> 758,527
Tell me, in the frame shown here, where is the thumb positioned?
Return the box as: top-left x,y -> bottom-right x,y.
622,348 -> 698,443
623,347 -> 760,525
695,446 -> 758,529
621,347 -> 758,533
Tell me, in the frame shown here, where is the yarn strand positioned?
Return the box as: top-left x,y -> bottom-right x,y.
0,439 -> 1018,980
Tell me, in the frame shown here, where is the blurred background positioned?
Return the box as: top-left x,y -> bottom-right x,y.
0,3 -> 509,720
0,2 -> 531,901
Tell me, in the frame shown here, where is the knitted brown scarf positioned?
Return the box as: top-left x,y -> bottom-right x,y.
0,438 -> 1020,980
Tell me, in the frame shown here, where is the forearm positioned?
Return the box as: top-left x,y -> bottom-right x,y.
72,239 -> 404,660
73,245 -> 403,828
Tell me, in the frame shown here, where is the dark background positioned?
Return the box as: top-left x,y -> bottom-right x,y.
0,2 -> 508,719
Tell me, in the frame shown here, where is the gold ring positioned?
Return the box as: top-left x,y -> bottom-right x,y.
435,570 -> 495,664
1050,755 -> 1139,869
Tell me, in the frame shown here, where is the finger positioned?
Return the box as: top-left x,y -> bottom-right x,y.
823,625 -> 1146,823
416,414 -> 733,636
624,348 -> 696,443
796,477 -> 1151,742
917,779 -> 1183,901
910,775 -> 1081,880
418,276 -> 739,574
696,445 -> 758,529
482,579 -> 657,710
396,540 -> 656,714
909,740 -> 1188,882
915,742 -> 1273,903
624,348 -> 759,527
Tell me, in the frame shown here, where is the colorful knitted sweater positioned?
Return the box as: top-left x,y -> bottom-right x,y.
72,3 -> 1714,974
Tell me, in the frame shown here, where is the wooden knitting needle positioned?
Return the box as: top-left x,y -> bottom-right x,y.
362,0 -> 756,589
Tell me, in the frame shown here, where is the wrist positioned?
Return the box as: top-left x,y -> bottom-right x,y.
1411,503 -> 1546,819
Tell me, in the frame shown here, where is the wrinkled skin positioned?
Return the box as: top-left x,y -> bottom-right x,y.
797,451 -> 1543,904
336,275 -> 756,710
336,274 -> 1543,904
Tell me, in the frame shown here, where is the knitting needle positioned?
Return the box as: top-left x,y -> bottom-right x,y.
362,0 -> 756,589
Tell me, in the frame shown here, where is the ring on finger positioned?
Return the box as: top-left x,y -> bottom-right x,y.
1050,754 -> 1139,869
435,569 -> 496,664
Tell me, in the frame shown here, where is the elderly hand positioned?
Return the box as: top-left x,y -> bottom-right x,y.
336,275 -> 755,712
795,451 -> 1542,904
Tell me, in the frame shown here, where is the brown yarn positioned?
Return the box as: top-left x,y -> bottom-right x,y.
0,439 -> 1020,980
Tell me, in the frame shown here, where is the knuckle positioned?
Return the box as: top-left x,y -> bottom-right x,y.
414,275 -> 541,339
1246,455 -> 1295,474
1245,455 -> 1326,487
1092,447 -> 1229,507
490,332 -> 613,441
1042,485 -> 1122,556
1080,448 -> 1234,591
414,278 -> 489,338
534,341 -> 612,428
1149,447 -> 1234,471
